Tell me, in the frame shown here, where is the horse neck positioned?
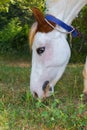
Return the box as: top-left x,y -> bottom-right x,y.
46,0 -> 67,20
46,0 -> 87,24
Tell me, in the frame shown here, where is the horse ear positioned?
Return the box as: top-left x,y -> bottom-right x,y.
31,7 -> 56,32
29,7 -> 56,48
31,7 -> 45,26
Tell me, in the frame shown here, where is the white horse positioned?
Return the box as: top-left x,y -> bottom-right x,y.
29,0 -> 87,99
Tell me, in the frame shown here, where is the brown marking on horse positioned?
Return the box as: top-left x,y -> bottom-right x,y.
29,7 -> 56,48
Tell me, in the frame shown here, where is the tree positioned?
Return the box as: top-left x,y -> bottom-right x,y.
0,0 -> 45,54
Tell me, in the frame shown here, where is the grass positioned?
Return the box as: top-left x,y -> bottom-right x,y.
0,56 -> 87,130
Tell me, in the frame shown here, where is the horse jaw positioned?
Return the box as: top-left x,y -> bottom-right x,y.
30,30 -> 71,98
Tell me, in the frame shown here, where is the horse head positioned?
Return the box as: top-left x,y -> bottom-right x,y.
29,7 -> 70,98
29,0 -> 87,99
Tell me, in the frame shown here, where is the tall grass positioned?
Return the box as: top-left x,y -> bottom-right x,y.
0,61 -> 87,130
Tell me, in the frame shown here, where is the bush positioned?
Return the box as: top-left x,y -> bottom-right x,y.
0,18 -> 21,53
0,18 -> 30,55
11,24 -> 29,53
70,5 -> 87,63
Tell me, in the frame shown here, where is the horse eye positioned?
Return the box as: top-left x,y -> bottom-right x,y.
36,47 -> 45,55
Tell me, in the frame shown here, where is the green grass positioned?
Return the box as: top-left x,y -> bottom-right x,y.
0,59 -> 87,130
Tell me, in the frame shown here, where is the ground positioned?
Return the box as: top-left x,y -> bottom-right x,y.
0,55 -> 87,130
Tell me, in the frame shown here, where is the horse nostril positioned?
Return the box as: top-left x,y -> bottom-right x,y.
42,81 -> 49,91
34,92 -> 38,98
42,81 -> 49,93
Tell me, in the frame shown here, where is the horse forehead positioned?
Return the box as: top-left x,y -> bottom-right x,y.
35,32 -> 47,41
33,32 -> 50,47
33,30 -> 59,48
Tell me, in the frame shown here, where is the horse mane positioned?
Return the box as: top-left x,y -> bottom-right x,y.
29,22 -> 38,49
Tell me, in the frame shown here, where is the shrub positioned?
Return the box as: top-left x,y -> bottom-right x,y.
70,5 -> 87,63
0,18 -> 22,53
0,18 -> 30,55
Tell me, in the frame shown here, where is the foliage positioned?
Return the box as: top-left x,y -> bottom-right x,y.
70,5 -> 87,63
0,18 -> 22,53
0,0 -> 45,55
0,0 -> 10,12
0,60 -> 87,129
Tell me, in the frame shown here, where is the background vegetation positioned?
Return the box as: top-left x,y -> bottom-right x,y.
0,0 -> 45,58
0,0 -> 87,63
